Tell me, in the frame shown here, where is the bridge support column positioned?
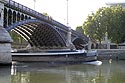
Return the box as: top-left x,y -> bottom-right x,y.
88,37 -> 92,51
0,26 -> 13,65
66,27 -> 75,50
0,3 -> 13,65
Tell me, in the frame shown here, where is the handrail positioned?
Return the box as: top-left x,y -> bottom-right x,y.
4,0 -> 68,30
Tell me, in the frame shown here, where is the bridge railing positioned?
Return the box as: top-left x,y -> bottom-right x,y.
4,0 -> 69,31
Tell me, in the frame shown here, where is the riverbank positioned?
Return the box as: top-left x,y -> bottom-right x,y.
97,49 -> 125,60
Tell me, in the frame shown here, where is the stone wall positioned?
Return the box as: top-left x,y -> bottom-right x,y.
97,49 -> 125,60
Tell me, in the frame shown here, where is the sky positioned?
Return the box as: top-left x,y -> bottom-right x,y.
13,0 -> 125,29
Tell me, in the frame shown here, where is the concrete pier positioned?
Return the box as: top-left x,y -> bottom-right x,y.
0,27 -> 13,65
0,3 -> 13,65
0,43 -> 12,64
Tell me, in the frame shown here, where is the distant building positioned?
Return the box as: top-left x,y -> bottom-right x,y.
106,2 -> 125,8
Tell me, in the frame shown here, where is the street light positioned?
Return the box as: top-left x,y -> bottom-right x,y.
66,0 -> 69,26
33,0 -> 36,10
66,0 -> 75,50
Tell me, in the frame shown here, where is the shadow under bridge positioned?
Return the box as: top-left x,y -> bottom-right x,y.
6,19 -> 67,49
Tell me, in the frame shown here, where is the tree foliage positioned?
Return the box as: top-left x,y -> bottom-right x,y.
83,5 -> 125,44
76,26 -> 84,34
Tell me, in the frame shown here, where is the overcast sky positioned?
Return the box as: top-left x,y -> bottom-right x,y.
13,0 -> 125,29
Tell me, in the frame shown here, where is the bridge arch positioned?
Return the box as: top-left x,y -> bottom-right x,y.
13,11 -> 16,23
2,0 -> 89,50
6,19 -> 66,48
4,7 -> 32,28
72,38 -> 87,50
8,9 -> 12,25
4,8 -> 8,28
21,14 -> 24,20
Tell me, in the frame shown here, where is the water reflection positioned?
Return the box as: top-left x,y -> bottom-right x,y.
10,61 -> 125,83
0,66 -> 11,83
0,61 -> 124,83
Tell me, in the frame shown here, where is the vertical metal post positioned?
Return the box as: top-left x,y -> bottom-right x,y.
33,0 -> 36,10
66,0 -> 69,26
66,0 -> 75,50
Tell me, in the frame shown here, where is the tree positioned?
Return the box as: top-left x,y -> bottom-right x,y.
43,12 -> 49,16
83,5 -> 125,44
43,12 -> 53,19
76,26 -> 84,34
108,6 -> 125,43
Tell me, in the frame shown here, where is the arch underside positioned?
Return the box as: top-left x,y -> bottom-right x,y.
6,20 -> 66,49
73,38 -> 87,50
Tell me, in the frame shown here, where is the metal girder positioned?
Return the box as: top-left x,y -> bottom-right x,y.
6,19 -> 66,48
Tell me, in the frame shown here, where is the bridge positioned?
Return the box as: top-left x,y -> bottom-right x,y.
0,0 -> 89,64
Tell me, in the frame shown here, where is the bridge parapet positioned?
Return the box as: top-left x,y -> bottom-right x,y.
4,0 -> 69,31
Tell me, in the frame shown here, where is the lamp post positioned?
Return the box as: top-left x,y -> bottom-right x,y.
66,0 -> 75,50
66,0 -> 69,26
33,0 -> 36,10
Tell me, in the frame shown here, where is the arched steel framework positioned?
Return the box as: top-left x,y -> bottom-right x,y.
3,0 -> 89,50
6,19 -> 66,48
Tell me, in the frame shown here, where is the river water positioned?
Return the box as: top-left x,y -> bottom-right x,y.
1,60 -> 125,83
